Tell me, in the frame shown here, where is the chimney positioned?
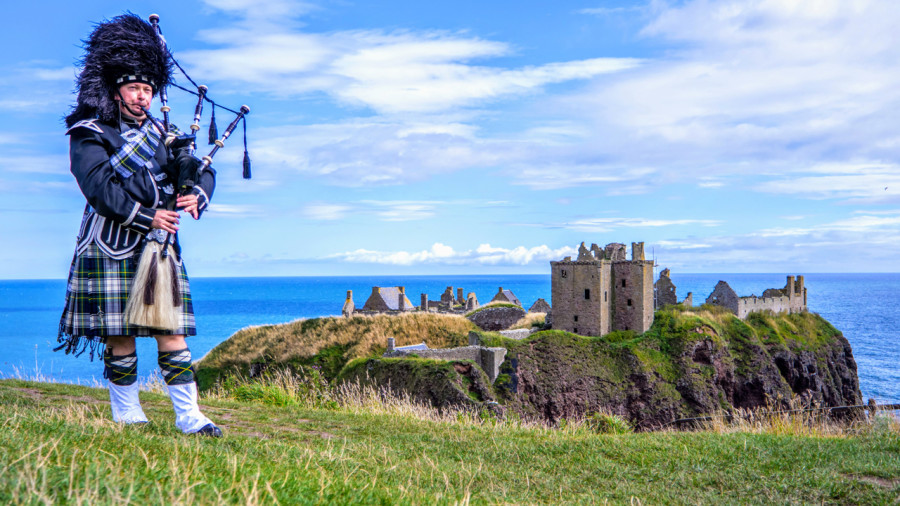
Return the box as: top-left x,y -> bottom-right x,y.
632,242 -> 645,261
457,287 -> 464,305
421,293 -> 427,311
398,287 -> 406,310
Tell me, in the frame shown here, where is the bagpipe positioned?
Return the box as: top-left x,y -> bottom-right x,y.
125,14 -> 251,331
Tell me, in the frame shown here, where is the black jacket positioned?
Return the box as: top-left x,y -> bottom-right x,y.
68,118 -> 215,259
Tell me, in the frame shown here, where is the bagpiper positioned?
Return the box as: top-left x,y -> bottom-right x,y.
57,13 -> 221,437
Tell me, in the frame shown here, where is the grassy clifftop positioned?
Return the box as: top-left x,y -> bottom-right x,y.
196,313 -> 477,389
197,306 -> 862,428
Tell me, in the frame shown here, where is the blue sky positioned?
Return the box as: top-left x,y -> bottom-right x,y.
2,0 -> 899,279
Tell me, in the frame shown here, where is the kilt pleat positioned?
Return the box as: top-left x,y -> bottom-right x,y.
57,242 -> 196,359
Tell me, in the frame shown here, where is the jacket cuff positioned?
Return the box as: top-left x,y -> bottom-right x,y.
191,186 -> 210,217
128,205 -> 156,234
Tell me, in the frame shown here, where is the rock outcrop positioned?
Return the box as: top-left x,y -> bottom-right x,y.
466,305 -> 526,331
489,308 -> 861,429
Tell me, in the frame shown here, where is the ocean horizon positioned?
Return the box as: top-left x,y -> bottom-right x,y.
2,273 -> 898,404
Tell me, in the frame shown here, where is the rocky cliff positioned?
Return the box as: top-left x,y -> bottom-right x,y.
482,306 -> 861,428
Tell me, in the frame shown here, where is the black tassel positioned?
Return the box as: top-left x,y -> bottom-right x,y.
170,255 -> 182,307
144,253 -> 157,305
243,150 -> 252,179
242,117 -> 251,179
208,105 -> 218,145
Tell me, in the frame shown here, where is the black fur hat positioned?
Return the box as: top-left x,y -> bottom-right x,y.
66,13 -> 173,127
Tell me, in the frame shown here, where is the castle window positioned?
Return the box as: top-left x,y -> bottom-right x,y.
627,299 -> 633,306
604,292 -> 607,302
621,279 -> 626,288
574,315 -> 578,322
574,328 -> 578,334
584,289 -> 590,300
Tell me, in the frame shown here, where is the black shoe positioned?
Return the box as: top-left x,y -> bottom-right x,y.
197,423 -> 223,437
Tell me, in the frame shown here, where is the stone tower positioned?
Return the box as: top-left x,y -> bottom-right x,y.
550,241 -> 655,336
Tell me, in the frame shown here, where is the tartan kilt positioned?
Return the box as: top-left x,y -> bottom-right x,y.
57,242 -> 196,357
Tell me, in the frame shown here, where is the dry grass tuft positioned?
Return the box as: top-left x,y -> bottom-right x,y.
688,397 -> 892,437
509,312 -> 545,330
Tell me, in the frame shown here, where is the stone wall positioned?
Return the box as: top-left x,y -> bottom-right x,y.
385,344 -> 508,382
706,281 -> 740,314
655,268 -> 677,308
612,255 -> 654,333
528,298 -> 551,313
550,257 -> 610,336
707,276 -> 807,319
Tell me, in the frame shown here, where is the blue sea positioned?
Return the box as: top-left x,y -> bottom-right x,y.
1,274 -> 897,403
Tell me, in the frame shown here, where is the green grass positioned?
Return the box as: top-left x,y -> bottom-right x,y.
2,378 -> 899,504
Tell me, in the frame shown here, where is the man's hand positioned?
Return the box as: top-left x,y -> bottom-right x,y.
151,209 -> 180,233
177,194 -> 201,219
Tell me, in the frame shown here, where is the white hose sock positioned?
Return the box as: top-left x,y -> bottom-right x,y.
166,382 -> 213,433
108,381 -> 149,424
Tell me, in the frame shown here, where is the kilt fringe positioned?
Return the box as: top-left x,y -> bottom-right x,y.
54,331 -> 106,361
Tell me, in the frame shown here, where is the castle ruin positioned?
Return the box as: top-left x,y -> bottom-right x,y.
654,268 -> 692,309
705,276 -> 807,319
550,241 -> 654,336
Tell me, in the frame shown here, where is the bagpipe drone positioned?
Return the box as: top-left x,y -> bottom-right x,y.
124,13 -> 251,331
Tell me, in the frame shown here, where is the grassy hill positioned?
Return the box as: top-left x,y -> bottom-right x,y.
2,378 -> 899,503
196,312 -> 477,389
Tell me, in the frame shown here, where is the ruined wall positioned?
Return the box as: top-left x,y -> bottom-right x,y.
655,268 -> 677,308
707,276 -> 807,319
736,276 -> 807,318
706,281 -> 740,314
528,298 -> 551,313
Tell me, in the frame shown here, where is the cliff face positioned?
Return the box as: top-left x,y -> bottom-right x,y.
197,306 -> 862,430
487,308 -> 861,428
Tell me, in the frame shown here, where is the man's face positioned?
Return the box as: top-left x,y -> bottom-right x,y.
117,82 -> 154,120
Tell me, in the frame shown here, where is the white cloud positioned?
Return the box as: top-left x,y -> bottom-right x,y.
206,203 -> 265,217
563,217 -> 721,233
328,242 -> 577,266
540,0 -> 900,190
32,67 -> 74,81
361,200 -> 439,221
578,6 -> 646,16
0,155 -> 69,175
182,7 -> 640,114
654,209 -> 900,271
177,0 -> 900,197
303,203 -> 352,220
303,200 -> 441,221
756,162 -> 900,202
